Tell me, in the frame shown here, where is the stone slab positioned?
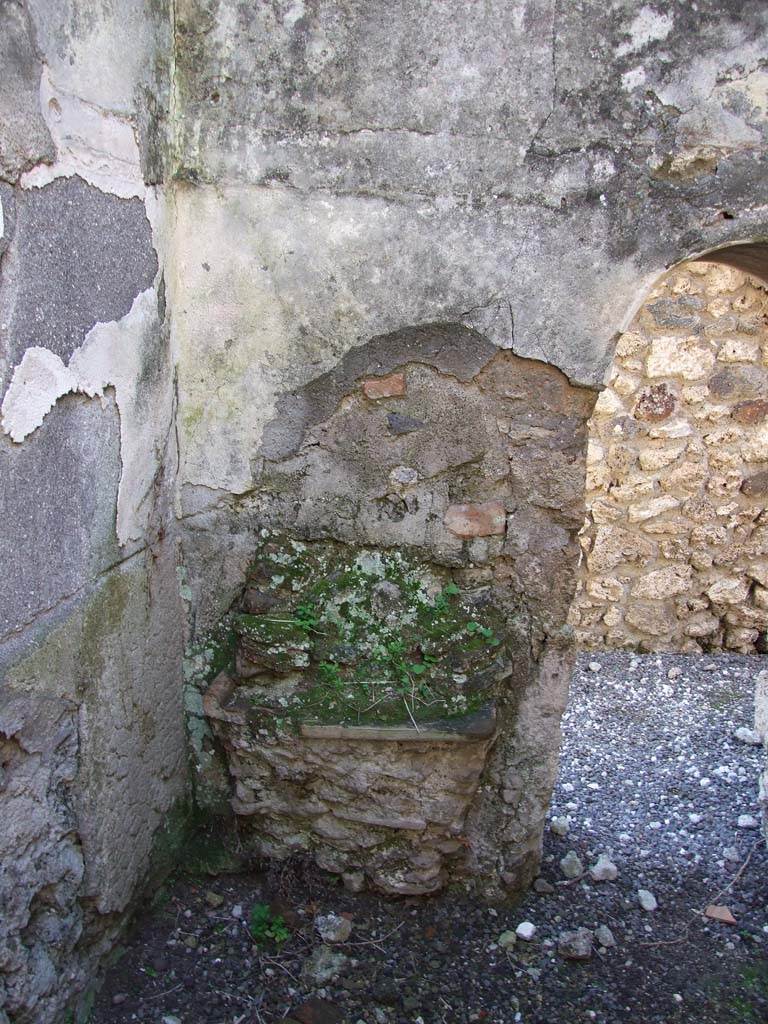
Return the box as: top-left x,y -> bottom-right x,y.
299,704 -> 496,743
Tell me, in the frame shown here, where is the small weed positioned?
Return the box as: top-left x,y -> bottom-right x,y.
317,661 -> 343,688
294,602 -> 320,634
708,958 -> 768,1022
249,903 -> 290,948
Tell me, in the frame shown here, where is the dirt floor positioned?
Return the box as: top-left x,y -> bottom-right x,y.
90,653 -> 768,1024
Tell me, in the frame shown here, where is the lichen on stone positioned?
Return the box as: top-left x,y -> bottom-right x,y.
225,533 -> 511,728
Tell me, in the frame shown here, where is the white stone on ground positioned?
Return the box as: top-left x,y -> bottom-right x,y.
560,850 -> 584,879
737,814 -> 759,829
302,946 -> 349,984
595,925 -> 616,948
516,921 -> 537,941
558,928 -> 593,960
589,854 -> 618,882
638,889 -> 658,911
315,912 -> 353,943
550,816 -> 570,836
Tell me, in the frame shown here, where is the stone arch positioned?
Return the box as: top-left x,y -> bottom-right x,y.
573,241 -> 768,655
693,242 -> 768,285
190,236 -> 768,900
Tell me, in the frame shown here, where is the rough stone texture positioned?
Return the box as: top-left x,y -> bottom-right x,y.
574,262 -> 768,654
0,690 -> 83,1024
0,553 -> 186,1024
206,675 -> 496,896
0,393 -> 121,641
0,176 -> 158,389
186,333 -> 595,899
0,5 -> 183,1023
1,0 -> 768,1016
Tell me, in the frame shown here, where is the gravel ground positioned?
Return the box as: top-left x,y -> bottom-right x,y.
91,653 -> 768,1024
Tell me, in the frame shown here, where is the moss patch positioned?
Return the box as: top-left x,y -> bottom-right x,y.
228,534 -> 511,727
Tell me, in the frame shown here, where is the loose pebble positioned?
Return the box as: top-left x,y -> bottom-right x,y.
589,854 -> 618,882
595,925 -> 616,948
516,921 -> 537,941
533,878 -> 555,895
737,814 -> 759,829
638,889 -> 658,912
315,913 -> 353,943
558,928 -> 594,960
560,851 -> 584,879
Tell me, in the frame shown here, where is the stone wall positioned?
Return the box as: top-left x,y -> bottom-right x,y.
0,5 -> 186,1023
186,340 -> 596,899
1,1 -> 768,1018
573,262 -> 768,653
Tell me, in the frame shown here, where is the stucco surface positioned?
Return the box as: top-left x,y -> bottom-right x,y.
0,4 -> 183,1023
0,0 -> 54,182
172,0 -> 768,508
0,177 -> 158,386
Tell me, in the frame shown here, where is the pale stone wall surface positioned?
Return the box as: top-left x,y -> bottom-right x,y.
573,262 -> 768,653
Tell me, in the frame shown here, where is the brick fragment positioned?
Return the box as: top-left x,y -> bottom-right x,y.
704,905 -> 736,925
444,501 -> 506,538
361,372 -> 405,399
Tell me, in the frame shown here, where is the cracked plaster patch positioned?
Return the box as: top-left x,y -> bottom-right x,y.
1,289 -> 169,545
21,66 -> 144,200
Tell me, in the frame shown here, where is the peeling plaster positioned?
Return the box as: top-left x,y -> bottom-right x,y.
1,347 -> 78,440
21,67 -> 144,200
1,289 -> 170,545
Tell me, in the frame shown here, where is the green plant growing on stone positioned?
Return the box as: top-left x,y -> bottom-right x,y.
249,903 -> 290,948
294,601 -> 320,634
233,537 -> 510,728
317,660 -> 343,689
465,620 -> 500,645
